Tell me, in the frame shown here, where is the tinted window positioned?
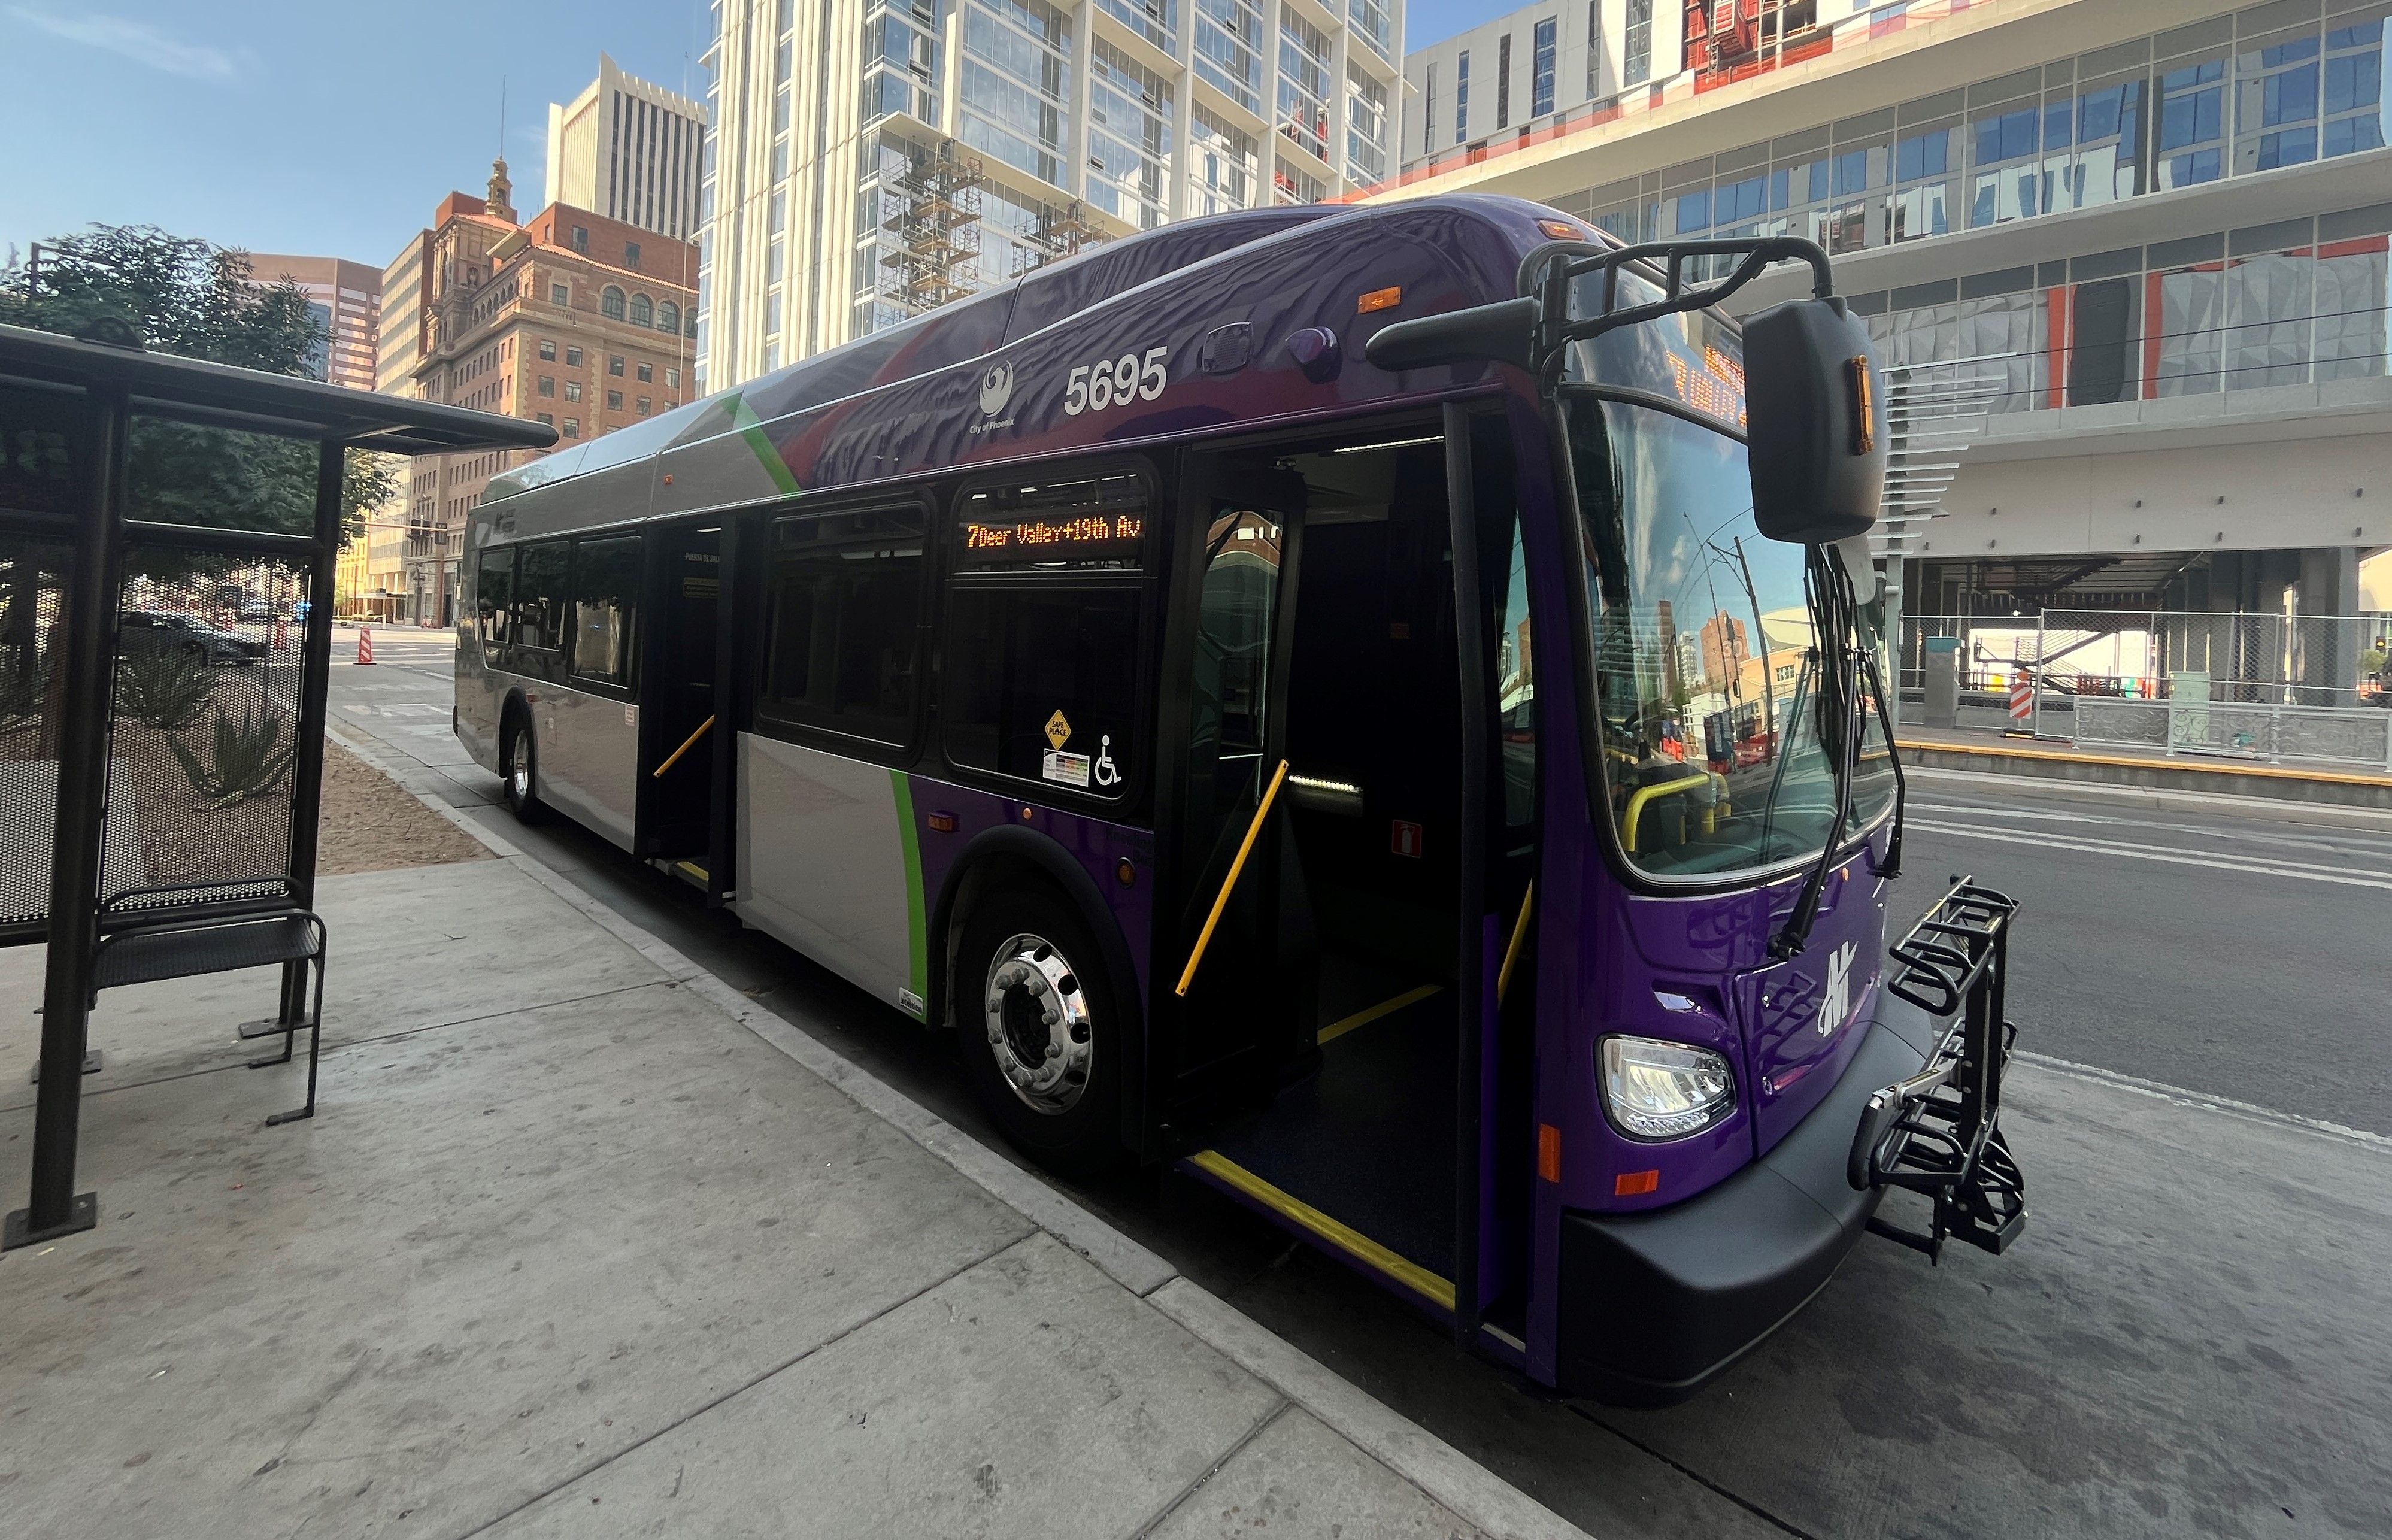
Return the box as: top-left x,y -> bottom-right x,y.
571,536 -> 641,687
759,508 -> 923,743
512,541 -> 569,658
944,588 -> 1141,794
477,547 -> 514,647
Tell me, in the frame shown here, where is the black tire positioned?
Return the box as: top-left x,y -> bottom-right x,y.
500,708 -> 547,823
955,884 -> 1123,1175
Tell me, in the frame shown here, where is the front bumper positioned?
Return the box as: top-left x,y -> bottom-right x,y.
1556,994 -> 1949,1406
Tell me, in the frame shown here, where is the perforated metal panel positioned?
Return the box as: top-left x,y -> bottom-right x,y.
98,547 -> 313,918
0,536 -> 75,930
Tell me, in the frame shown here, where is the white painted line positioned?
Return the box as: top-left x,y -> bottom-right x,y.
2014,1053 -> 2388,1153
1149,1280 -> 1593,1540
1906,819 -> 2392,890
329,717 -> 1584,1540
1906,765 -> 2392,830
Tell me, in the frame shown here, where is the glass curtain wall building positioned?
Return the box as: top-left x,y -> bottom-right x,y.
696,0 -> 1404,392
1386,0 -> 2392,623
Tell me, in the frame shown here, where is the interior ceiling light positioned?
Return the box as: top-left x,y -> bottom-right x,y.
1332,434 -> 1443,454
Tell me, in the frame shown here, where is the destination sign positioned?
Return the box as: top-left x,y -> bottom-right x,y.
957,472 -> 1147,569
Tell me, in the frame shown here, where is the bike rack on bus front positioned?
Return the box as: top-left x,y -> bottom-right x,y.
1848,877 -> 2029,1262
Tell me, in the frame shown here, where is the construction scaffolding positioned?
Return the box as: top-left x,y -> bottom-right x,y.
1017,199 -> 1106,273
879,142 -> 984,317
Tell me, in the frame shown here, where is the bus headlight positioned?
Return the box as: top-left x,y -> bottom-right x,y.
1601,1035 -> 1736,1141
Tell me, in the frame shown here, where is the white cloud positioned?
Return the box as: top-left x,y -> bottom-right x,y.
8,8 -> 251,81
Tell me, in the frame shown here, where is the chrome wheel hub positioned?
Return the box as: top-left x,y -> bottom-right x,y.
982,932 -> 1092,1115
508,731 -> 531,798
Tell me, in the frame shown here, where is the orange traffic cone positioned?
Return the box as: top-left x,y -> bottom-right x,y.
274,617 -> 288,650
357,626 -> 375,665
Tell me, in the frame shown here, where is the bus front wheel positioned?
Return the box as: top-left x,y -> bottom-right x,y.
501,711 -> 546,824
956,886 -> 1121,1174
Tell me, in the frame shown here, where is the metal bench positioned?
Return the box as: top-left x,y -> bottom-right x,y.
89,910 -> 328,1126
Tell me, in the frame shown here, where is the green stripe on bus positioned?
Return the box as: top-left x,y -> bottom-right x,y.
890,769 -> 930,1018
725,391 -> 801,498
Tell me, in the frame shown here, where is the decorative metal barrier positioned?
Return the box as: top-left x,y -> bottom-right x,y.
1849,877 -> 2027,1263
2074,695 -> 2392,772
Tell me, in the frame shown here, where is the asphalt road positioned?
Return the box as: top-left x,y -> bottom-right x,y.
329,629 -> 2392,1540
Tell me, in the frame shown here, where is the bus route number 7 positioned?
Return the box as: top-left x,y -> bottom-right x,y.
1065,347 -> 1169,416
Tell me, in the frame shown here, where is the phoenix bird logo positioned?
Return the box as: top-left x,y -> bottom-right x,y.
979,362 -> 1015,417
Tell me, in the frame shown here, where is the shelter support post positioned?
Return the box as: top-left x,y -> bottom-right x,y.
270,439 -> 346,1029
6,386 -> 128,1250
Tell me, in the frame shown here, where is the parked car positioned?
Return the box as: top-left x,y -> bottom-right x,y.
120,610 -> 266,665
237,600 -> 278,623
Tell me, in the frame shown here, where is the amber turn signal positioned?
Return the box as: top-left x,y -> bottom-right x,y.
1356,286 -> 1402,314
1615,1169 -> 1661,1197
1537,1123 -> 1562,1183
927,811 -> 957,833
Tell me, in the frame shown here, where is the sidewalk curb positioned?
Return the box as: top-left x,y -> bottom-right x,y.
326,724 -> 1593,1540
1897,736 -> 2392,810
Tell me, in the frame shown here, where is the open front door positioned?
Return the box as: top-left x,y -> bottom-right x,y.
1157,455 -> 1309,1118
1163,410 -> 1535,1341
635,523 -> 720,863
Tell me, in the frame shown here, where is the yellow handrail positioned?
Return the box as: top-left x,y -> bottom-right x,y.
1622,772 -> 1712,851
1175,759 -> 1289,998
651,714 -> 715,778
1497,881 -> 1535,1005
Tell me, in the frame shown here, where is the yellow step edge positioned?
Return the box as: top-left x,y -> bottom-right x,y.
1896,737 -> 2392,789
1187,1149 -> 1456,1311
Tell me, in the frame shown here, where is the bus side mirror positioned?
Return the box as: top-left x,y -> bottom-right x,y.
1361,297 -> 1538,372
1743,296 -> 1885,546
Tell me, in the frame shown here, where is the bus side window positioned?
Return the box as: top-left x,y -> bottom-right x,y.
511,540 -> 571,679
569,535 -> 641,689
758,507 -> 924,744
477,547 -> 514,650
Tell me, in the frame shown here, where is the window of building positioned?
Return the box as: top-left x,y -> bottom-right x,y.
537,411 -> 554,426
563,417 -> 580,438
571,226 -> 589,253
637,397 -> 652,415
629,293 -> 653,327
1456,49 -> 1471,141
1624,0 -> 1653,88
538,375 -> 555,396
566,345 -> 583,366
607,389 -> 624,411
1497,33 -> 1512,129
943,473 -> 1146,793
1587,2 -> 1601,99
569,536 -> 641,689
637,362 -> 653,382
1532,18 -> 1556,119
538,338 -> 556,360
609,354 -> 626,376
565,380 -> 582,402
624,241 -> 642,271
602,286 -> 627,320
1423,60 -> 1438,154
550,283 -> 569,305
666,367 -> 681,389
760,507 -> 925,744
658,299 -> 681,334
2155,41 -> 2229,190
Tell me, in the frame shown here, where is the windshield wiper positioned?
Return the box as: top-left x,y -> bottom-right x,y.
1770,545 -> 1865,960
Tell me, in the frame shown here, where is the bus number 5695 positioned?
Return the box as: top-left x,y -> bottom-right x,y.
1065,347 -> 1168,415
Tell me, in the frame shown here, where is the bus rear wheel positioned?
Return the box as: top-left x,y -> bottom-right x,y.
956,886 -> 1121,1174
500,711 -> 546,824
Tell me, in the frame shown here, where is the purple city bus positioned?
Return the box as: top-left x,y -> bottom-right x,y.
456,193 -> 2027,1403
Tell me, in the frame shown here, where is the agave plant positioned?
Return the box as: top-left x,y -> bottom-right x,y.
168,705 -> 297,808
116,643 -> 216,730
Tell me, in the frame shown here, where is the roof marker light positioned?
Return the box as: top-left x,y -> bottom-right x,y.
1357,286 -> 1402,314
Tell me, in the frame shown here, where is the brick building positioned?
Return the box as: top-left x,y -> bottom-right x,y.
375,159 -> 697,625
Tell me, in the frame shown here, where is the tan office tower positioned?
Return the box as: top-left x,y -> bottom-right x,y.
245,253 -> 381,392
693,0 -> 1408,392
546,54 -> 710,242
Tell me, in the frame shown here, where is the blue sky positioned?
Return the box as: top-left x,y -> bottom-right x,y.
0,1 -> 711,269
0,1 -> 1488,271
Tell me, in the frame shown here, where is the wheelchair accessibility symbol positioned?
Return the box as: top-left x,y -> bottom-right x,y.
1092,734 -> 1121,787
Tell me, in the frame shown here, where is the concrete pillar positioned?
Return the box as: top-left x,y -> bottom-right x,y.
2295,545 -> 2363,704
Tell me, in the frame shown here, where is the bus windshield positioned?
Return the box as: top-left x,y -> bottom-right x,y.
1564,395 -> 1891,879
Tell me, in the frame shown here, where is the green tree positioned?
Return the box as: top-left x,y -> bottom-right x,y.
0,225 -> 397,542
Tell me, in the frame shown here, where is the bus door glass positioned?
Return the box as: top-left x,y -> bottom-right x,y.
640,524 -> 720,860
1167,460 -> 1306,1092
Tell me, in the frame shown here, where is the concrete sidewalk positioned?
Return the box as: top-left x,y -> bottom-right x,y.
0,831 -> 1582,1536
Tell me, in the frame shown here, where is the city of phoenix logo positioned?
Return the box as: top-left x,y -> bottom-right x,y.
979,362 -> 1015,417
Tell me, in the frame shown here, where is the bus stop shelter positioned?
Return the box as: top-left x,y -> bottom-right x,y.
0,320 -> 553,1249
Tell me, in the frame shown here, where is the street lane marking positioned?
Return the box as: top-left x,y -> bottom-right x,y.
1912,801 -> 2392,860
2016,1053 -> 2388,1152
1906,820 -> 2392,890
